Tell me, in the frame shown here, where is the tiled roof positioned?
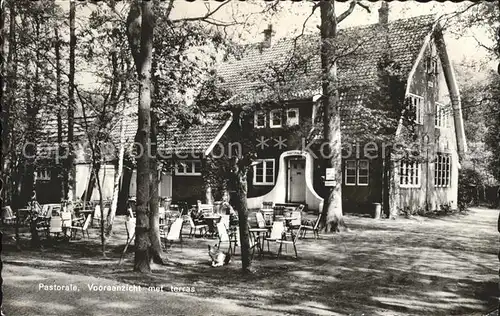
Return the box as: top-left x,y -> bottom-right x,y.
158,112 -> 232,155
217,15 -> 437,139
218,15 -> 436,99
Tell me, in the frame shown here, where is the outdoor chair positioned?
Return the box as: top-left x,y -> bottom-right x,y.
40,204 -> 51,217
61,211 -> 72,235
298,212 -> 322,239
187,215 -> 208,238
216,222 -> 237,254
289,211 -> 302,231
1,206 -> 16,225
48,215 -> 63,238
163,217 -> 183,251
70,214 -> 91,239
197,200 -> 214,213
261,201 -> 273,210
277,228 -> 299,258
231,226 -> 262,260
255,211 -> 271,235
265,220 -> 299,258
265,221 -> 286,254
159,207 -> 166,225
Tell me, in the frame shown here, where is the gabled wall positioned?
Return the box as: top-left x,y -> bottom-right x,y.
394,37 -> 459,212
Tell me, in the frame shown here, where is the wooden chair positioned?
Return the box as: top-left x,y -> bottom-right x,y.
289,211 -> 302,230
277,228 -> 299,258
265,221 -> 286,253
187,215 -> 208,238
159,206 -> 166,222
1,206 -> 16,225
48,216 -> 63,238
298,212 -> 322,239
231,226 -> 263,260
163,218 -> 183,251
216,222 -> 237,254
70,214 -> 91,239
61,211 -> 72,236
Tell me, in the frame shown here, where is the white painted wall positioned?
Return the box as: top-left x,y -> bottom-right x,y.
247,150 -> 323,211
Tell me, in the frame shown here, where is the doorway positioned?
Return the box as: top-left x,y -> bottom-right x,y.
288,158 -> 306,202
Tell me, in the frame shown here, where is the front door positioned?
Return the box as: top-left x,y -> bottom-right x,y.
288,158 -> 306,202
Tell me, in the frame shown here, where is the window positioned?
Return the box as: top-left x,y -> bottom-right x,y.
269,110 -> 282,128
254,111 -> 266,128
435,153 -> 451,187
358,160 -> 369,185
36,168 -> 51,181
344,159 -> 369,186
175,160 -> 202,176
408,94 -> 424,124
286,108 -> 299,126
253,159 -> 275,185
399,161 -> 421,188
435,102 -> 449,128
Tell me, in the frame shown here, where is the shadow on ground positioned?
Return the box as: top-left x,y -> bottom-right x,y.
2,207 -> 499,316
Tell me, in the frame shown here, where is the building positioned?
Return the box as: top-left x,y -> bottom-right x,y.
181,9 -> 467,214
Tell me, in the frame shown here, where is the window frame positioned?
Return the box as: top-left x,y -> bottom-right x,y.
435,102 -> 449,129
253,159 -> 275,186
254,110 -> 266,128
399,160 -> 421,188
344,159 -> 369,186
269,109 -> 282,128
407,93 -> 424,125
175,160 -> 202,176
434,153 -> 451,187
286,108 -> 299,126
36,168 -> 51,181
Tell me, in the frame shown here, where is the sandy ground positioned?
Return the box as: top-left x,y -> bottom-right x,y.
2,207 -> 499,316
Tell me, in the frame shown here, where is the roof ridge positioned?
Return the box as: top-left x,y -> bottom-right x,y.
237,13 -> 436,50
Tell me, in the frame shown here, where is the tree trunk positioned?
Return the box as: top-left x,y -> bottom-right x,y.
149,109 -> 167,264
319,1 -> 346,233
54,28 -> 66,201
201,158 -> 214,204
117,163 -> 133,214
0,0 -> 7,180
93,164 -> 106,256
105,114 -> 126,237
388,155 -> 399,219
232,168 -> 251,273
67,0 -> 76,201
127,0 -> 155,273
81,163 -> 99,203
2,1 -> 16,207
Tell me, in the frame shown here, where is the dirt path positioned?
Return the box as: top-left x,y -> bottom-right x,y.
2,207 -> 499,316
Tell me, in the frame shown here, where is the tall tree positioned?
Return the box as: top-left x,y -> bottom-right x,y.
67,0 -> 76,201
126,0 -> 154,272
318,1 -> 370,232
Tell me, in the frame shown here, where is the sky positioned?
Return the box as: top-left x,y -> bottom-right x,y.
170,0 -> 495,70
61,0 -> 496,89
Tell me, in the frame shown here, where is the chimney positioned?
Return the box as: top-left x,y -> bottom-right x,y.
262,24 -> 273,49
378,2 -> 389,25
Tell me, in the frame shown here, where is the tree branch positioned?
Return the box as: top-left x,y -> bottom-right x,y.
338,1 -> 371,24
337,1 -> 357,24
171,0 -> 231,24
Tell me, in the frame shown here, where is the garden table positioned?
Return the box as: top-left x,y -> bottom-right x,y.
249,227 -> 269,255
